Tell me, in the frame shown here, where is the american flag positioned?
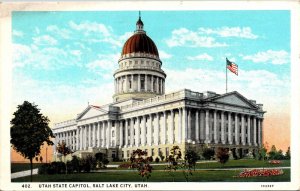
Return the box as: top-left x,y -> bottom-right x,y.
226,58 -> 238,75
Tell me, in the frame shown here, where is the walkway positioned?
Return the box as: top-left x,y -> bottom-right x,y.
11,168 -> 38,179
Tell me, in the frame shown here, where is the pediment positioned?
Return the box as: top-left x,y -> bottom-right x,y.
76,105 -> 108,120
211,92 -> 257,109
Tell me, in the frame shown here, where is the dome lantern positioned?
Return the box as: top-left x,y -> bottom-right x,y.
135,11 -> 144,32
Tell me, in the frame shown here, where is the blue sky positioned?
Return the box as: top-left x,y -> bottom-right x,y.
12,10 -> 290,124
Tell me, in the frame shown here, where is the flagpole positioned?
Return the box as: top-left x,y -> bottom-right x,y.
226,58 -> 228,93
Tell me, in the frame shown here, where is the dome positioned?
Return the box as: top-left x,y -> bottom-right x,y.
121,33 -> 159,56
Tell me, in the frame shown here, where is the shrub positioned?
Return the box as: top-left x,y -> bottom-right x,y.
129,149 -> 153,181
184,149 -> 198,170
70,156 -> 81,173
155,157 -> 160,163
216,148 -> 229,165
38,164 -> 50,175
202,148 -> 215,160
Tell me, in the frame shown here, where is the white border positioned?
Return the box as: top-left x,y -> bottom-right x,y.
0,1 -> 299,190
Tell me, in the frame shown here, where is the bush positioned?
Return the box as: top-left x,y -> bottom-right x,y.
70,156 -> 81,173
216,148 -> 229,165
38,164 -> 50,175
51,162 -> 66,174
202,148 -> 215,160
155,157 -> 160,163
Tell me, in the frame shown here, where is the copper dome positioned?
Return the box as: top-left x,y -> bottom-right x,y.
121,33 -> 159,57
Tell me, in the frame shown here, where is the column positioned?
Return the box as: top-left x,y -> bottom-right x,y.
205,110 -> 210,143
151,75 -> 153,92
126,75 -> 129,92
162,111 -> 167,144
93,123 -> 96,147
258,118 -> 262,146
131,75 -> 134,91
221,111 -> 225,144
200,110 -> 205,141
154,113 -> 159,145
228,112 -> 232,144
156,77 -> 159,93
182,108 -> 187,142
241,115 -> 246,145
119,121 -> 123,148
73,131 -> 76,150
178,108 -> 182,143
148,114 -> 153,146
130,118 -> 134,147
102,122 -> 106,147
141,116 -> 146,146
213,110 -> 218,143
125,119 -> 128,147
145,75 -> 148,92
195,110 -> 199,143
76,127 -> 80,150
253,117 -> 257,146
83,126 -> 87,149
235,114 -> 239,144
135,117 -> 140,147
97,122 -> 101,147
247,116 -> 251,145
114,79 -> 117,93
169,109 -> 174,144
138,74 -> 141,92
53,134 -> 57,154
160,78 -> 163,94
107,120 -> 111,148
80,127 -> 83,150
89,124 -> 92,147
187,109 -> 192,142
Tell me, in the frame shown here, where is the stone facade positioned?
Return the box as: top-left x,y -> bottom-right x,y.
52,16 -> 265,161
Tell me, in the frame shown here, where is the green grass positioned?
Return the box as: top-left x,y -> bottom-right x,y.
116,159 -> 290,170
12,169 -> 290,182
11,163 -> 44,173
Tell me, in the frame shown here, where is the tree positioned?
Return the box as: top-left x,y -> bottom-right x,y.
285,146 -> 290,160
202,148 -> 215,160
56,141 -> 72,173
184,149 -> 198,171
268,145 -> 277,159
10,101 -> 54,182
129,149 -> 153,181
165,146 -> 182,182
216,148 -> 229,166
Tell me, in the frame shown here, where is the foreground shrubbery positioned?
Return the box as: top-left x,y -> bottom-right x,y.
39,155 -> 109,175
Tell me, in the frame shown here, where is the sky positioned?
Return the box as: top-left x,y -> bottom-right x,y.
11,11 -> 291,160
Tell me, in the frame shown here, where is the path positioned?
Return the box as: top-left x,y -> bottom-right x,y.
11,168 -> 38,179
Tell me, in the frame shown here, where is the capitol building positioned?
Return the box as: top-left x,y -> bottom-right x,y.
52,15 -> 265,161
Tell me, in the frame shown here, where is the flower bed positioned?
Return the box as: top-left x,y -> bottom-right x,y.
237,169 -> 284,178
268,160 -> 281,164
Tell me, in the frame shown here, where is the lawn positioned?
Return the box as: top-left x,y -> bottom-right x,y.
12,169 -> 290,182
11,163 -> 45,173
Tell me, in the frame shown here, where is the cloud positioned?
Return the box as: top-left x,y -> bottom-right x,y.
46,25 -> 71,39
13,43 -> 81,70
86,53 -> 119,79
199,27 -> 258,39
12,73 -> 114,126
166,28 -> 227,48
242,50 -> 289,65
32,35 -> 57,46
159,50 -> 172,59
165,67 -> 289,113
187,53 -> 213,61
13,30 -> 24,37
69,20 -> 111,37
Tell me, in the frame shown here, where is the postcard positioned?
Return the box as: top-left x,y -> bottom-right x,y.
0,1 -> 299,191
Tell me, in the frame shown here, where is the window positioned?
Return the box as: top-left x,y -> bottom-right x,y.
145,149 -> 148,156
112,130 -> 115,137
141,78 -> 145,90
151,149 -> 155,156
129,80 -> 132,89
166,148 -> 169,157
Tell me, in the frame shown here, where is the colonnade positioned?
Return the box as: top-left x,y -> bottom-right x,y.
54,107 -> 263,154
115,74 -> 165,94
